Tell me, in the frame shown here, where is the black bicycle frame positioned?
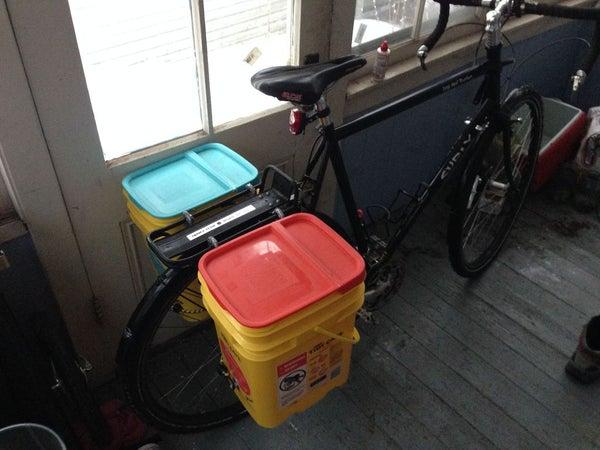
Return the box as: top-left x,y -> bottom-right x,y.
305,44 -> 510,269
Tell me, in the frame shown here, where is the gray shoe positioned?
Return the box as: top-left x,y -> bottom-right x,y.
566,316 -> 600,384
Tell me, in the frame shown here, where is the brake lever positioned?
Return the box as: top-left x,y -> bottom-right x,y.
417,45 -> 429,71
571,69 -> 587,93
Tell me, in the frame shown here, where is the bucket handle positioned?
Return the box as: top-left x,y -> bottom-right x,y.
313,326 -> 360,345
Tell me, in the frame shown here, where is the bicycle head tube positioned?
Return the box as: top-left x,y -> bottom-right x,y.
485,0 -> 513,48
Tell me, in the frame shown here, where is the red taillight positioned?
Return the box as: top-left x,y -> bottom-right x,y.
289,108 -> 305,135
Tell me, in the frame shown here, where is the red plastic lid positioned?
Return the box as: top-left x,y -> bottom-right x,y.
198,213 -> 365,328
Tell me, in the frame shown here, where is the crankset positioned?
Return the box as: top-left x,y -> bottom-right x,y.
363,260 -> 406,312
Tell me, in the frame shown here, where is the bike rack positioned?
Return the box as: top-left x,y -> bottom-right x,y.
147,166 -> 299,268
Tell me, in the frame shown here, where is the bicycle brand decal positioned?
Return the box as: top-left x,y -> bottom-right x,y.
281,91 -> 302,102
276,338 -> 345,408
186,205 -> 256,241
442,74 -> 474,92
440,132 -> 475,180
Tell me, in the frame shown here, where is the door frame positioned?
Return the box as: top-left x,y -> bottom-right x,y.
4,0 -> 343,380
0,0 -> 110,380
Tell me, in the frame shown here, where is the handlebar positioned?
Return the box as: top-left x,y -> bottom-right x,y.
522,2 -> 600,20
418,2 -> 450,70
419,0 -> 600,80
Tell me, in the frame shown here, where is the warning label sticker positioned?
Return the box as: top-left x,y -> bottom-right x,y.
276,338 -> 346,408
277,353 -> 307,407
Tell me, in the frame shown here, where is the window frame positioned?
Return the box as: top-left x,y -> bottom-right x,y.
351,0 -> 478,54
346,3 -> 484,82
68,0 -> 300,166
107,0 -> 590,169
188,0 -> 300,136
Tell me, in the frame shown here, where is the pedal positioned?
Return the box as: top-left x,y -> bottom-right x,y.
477,180 -> 508,215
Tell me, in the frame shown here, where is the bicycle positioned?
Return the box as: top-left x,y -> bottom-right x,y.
117,0 -> 600,433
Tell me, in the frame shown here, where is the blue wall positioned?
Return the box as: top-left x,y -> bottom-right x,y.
336,21 -> 600,224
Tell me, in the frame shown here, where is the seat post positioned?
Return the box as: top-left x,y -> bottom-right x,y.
316,97 -> 332,127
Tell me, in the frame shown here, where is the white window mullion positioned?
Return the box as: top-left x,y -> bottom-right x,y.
190,0 -> 213,135
412,0 -> 427,40
288,0 -> 300,64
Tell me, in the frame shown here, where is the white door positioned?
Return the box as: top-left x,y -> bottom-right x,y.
5,0 -> 345,379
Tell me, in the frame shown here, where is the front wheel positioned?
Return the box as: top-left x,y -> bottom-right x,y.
447,87 -> 543,277
117,267 -> 246,433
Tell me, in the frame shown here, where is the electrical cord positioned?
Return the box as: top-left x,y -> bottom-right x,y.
503,37 -> 591,95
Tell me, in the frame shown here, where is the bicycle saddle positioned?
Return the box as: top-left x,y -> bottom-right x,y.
251,55 -> 366,105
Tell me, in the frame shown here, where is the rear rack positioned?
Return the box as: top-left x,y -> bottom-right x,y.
147,165 -> 299,268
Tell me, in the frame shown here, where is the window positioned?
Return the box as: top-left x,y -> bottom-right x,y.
68,0 -> 296,161
352,0 -> 473,53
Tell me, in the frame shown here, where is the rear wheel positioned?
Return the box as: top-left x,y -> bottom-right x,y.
447,87 -> 543,277
117,268 -> 245,433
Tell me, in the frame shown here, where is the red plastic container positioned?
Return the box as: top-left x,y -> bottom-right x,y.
532,98 -> 587,191
198,213 -> 365,328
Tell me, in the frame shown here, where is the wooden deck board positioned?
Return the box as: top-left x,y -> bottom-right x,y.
162,192 -> 600,449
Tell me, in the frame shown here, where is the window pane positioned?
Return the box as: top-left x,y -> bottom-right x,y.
420,1 -> 471,36
352,0 -> 415,49
69,0 -> 203,160
205,0 -> 295,126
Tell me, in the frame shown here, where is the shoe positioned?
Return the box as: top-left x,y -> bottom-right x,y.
566,316 -> 600,384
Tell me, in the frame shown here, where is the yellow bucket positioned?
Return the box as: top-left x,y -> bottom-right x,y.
198,213 -> 366,428
200,275 -> 364,428
124,192 -> 183,236
124,190 -> 244,237
124,193 -> 209,322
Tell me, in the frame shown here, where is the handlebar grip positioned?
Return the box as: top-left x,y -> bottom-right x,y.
523,2 -> 600,20
418,1 -> 450,70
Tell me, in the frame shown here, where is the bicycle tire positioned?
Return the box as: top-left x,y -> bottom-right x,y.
447,87 -> 543,277
117,267 -> 246,433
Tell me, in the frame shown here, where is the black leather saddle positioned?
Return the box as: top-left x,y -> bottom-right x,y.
251,55 -> 367,105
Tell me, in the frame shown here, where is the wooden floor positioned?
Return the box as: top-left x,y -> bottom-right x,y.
162,192 -> 600,450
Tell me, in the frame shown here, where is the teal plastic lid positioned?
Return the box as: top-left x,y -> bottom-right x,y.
122,143 -> 258,219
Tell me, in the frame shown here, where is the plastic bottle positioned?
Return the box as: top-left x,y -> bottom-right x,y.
373,40 -> 391,82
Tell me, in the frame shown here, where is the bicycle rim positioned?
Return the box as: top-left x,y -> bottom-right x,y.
120,268 -> 245,432
449,89 -> 542,276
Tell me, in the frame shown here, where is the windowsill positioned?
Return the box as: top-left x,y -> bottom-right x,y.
345,0 -> 594,116
106,102 -> 290,171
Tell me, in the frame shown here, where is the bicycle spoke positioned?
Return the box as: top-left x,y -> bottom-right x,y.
463,108 -> 534,260
182,372 -> 223,409
159,348 -> 220,402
